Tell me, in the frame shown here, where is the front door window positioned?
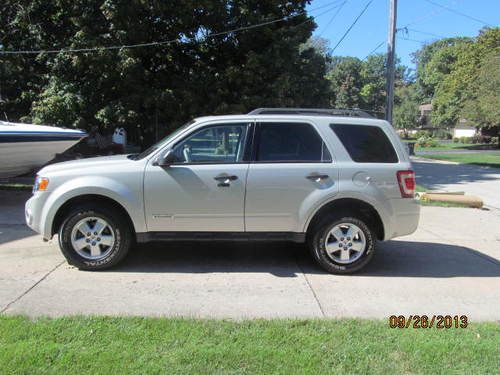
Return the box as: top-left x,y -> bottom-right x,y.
172,124 -> 248,164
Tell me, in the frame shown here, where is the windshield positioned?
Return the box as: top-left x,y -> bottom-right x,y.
131,120 -> 195,160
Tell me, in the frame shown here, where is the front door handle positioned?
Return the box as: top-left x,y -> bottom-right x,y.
214,174 -> 238,187
306,173 -> 329,182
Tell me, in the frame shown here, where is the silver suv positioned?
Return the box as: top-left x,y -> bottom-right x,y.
26,108 -> 419,274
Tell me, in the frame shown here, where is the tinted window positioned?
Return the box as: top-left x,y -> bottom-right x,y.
172,124 -> 248,163
257,123 -> 331,162
331,124 -> 398,163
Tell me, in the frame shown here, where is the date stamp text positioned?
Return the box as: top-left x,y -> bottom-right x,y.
389,315 -> 468,329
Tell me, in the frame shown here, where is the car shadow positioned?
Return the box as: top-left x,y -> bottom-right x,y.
339,240 -> 499,278
113,240 -> 500,278
0,225 -> 37,245
412,160 -> 499,189
117,241 -> 303,277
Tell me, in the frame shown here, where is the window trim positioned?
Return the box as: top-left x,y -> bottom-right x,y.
330,123 -> 399,163
167,122 -> 254,166
251,121 -> 333,164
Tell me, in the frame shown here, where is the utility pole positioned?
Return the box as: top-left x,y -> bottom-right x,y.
385,0 -> 397,124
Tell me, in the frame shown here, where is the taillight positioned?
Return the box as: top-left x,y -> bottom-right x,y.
397,170 -> 415,198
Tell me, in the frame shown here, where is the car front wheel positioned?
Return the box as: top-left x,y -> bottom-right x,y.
309,215 -> 375,274
58,205 -> 132,270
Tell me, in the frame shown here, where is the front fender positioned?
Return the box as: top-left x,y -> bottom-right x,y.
40,176 -> 145,238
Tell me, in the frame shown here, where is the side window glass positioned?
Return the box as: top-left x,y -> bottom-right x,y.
331,124 -> 398,163
256,122 -> 330,162
172,124 -> 248,163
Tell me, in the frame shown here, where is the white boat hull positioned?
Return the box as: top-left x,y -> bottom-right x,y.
0,140 -> 83,178
0,121 -> 87,178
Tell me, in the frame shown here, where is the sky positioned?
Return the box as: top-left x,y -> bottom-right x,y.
306,0 -> 499,70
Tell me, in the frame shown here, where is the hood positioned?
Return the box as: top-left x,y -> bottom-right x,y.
39,154 -> 133,175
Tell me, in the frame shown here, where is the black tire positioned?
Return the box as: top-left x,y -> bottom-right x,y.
58,204 -> 132,270
308,214 -> 375,274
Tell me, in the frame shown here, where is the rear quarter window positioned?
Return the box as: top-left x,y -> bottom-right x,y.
330,124 -> 398,163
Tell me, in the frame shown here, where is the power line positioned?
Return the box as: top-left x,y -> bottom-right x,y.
367,40 -> 385,55
400,0 -> 454,27
366,26 -> 445,57
0,2 -> 345,56
291,0 -> 350,31
397,36 -> 427,44
317,0 -> 348,37
402,27 -> 446,39
331,0 -> 374,53
422,0 -> 492,27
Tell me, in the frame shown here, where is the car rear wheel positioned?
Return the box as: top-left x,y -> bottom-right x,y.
58,205 -> 132,270
309,214 -> 375,274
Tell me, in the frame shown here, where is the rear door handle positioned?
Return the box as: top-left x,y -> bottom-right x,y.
306,173 -> 329,182
214,174 -> 238,187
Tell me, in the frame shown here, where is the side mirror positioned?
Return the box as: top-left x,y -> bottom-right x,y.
155,149 -> 177,167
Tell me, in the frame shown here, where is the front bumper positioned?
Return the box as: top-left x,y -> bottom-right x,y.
25,192 -> 50,238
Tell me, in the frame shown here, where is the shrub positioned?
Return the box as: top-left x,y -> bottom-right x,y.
415,130 -> 430,139
476,135 -> 492,144
453,137 -> 460,143
424,138 -> 439,147
430,129 -> 452,140
416,135 -> 439,148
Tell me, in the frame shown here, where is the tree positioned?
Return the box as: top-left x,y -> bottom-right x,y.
324,52 -> 407,117
461,49 -> 500,142
1,0 -> 331,147
326,56 -> 363,109
432,27 -> 500,127
393,84 -> 419,137
413,37 -> 471,102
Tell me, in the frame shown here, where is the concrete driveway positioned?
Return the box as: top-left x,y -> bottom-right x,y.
1,191 -> 499,320
413,158 -> 500,209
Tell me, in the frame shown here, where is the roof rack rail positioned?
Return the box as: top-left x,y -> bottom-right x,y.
247,108 -> 374,118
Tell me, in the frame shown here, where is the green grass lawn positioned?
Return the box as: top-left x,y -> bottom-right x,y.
422,152 -> 500,168
419,199 -> 471,208
413,142 -> 498,152
1,316 -> 499,374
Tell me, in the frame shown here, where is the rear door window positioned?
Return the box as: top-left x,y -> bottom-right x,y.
331,124 -> 398,163
256,122 -> 331,162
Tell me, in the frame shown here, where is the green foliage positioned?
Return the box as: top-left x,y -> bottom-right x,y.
323,53 -> 407,117
0,0 -> 329,146
415,130 -> 430,138
393,84 -> 419,132
413,28 -> 500,129
326,56 -> 363,109
413,37 -> 472,101
415,135 -> 439,148
411,27 -> 499,139
324,53 -> 407,116
451,135 -> 497,145
461,49 -> 500,129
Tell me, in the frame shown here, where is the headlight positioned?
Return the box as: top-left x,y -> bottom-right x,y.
33,176 -> 49,193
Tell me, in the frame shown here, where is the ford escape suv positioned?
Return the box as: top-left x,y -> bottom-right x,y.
26,108 -> 419,274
